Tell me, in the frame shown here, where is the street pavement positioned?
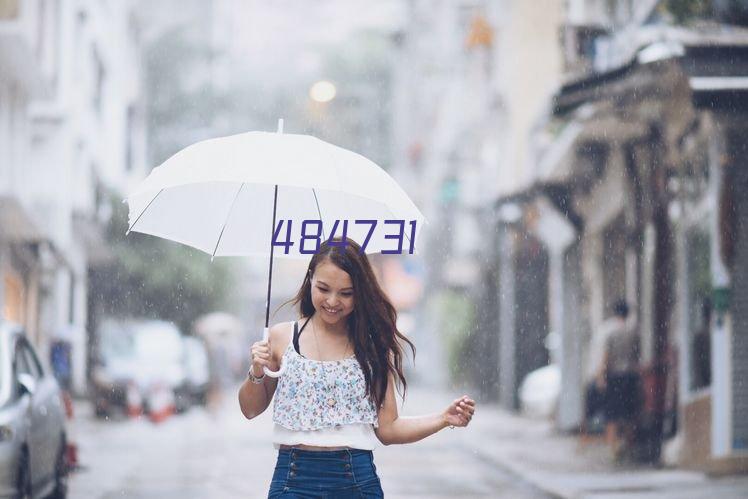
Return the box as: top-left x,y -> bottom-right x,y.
66,385 -> 549,498
66,384 -> 748,498
459,398 -> 748,499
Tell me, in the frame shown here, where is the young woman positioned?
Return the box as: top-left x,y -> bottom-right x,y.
238,238 -> 476,498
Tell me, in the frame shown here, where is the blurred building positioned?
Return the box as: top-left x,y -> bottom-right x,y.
392,0 -> 748,473
527,0 -> 748,472
0,0 -> 60,349
0,0 -> 147,395
391,0 -> 564,396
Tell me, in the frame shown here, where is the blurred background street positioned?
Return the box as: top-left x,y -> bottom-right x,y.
68,386 -> 553,499
2,0 -> 748,497
66,385 -> 748,498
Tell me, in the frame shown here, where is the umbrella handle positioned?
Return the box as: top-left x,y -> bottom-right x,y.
261,326 -> 286,378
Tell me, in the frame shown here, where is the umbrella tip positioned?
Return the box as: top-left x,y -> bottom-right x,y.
277,118 -> 284,134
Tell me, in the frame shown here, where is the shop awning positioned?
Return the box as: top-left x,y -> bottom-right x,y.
690,76 -> 748,110
0,196 -> 45,243
553,30 -> 748,117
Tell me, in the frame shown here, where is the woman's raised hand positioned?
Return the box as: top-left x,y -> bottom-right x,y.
250,339 -> 272,377
442,395 -> 476,428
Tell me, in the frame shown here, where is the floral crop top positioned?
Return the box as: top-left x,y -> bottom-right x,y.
272,321 -> 379,431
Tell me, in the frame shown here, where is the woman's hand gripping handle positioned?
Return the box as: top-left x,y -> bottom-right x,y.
257,327 -> 285,378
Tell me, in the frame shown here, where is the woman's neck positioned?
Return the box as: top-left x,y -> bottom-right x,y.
311,313 -> 348,338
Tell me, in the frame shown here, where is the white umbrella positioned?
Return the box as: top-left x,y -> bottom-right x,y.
126,120 -> 425,377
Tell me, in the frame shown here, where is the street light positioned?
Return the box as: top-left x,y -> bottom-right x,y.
309,80 -> 336,103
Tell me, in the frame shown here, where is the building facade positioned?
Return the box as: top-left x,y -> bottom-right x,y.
0,0 -> 146,394
392,0 -> 748,471
391,0 -> 564,396
538,0 -> 748,470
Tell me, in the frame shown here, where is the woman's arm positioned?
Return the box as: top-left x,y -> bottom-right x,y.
374,372 -> 475,445
238,371 -> 277,419
238,323 -> 288,419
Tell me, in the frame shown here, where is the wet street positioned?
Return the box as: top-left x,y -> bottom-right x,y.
68,385 -> 549,498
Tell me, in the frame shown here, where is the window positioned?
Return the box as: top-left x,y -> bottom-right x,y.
19,340 -> 43,380
91,46 -> 106,116
68,271 -> 76,324
37,0 -> 47,60
14,343 -> 32,378
602,214 -> 627,317
13,341 -> 33,400
125,105 -> 135,171
0,0 -> 20,20
687,224 -> 711,390
12,339 -> 44,400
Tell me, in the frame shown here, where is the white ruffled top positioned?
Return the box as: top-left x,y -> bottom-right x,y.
271,328 -> 380,449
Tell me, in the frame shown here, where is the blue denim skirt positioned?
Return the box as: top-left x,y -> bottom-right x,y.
268,448 -> 384,498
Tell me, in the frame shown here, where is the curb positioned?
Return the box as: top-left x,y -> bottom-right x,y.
459,440 -> 568,499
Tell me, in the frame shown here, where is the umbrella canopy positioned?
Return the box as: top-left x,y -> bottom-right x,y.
126,129 -> 426,258
125,121 -> 425,378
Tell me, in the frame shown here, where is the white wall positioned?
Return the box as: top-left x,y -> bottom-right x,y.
0,0 -> 148,393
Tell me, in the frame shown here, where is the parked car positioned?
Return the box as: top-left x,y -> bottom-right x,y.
0,321 -> 68,498
92,319 -> 188,418
131,321 -> 187,415
91,320 -> 141,418
181,336 -> 210,407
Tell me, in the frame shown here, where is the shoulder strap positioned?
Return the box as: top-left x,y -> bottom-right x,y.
292,321 -> 300,354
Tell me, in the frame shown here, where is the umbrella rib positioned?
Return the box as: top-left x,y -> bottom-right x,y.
126,189 -> 164,235
312,188 -> 326,240
211,183 -> 245,260
402,215 -> 413,247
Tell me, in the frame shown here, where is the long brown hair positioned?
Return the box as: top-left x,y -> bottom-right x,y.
287,237 -> 415,408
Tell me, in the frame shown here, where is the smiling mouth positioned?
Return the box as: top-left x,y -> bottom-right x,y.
323,306 -> 340,314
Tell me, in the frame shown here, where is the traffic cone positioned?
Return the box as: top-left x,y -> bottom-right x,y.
126,383 -> 143,418
147,384 -> 175,424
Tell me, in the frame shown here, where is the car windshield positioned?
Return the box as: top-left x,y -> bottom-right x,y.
133,323 -> 183,363
98,321 -> 137,362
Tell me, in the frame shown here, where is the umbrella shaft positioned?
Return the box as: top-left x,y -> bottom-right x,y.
265,185 -> 279,328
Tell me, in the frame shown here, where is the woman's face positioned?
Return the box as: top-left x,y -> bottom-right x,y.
310,259 -> 355,326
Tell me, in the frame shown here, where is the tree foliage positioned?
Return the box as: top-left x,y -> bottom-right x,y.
91,191 -> 236,333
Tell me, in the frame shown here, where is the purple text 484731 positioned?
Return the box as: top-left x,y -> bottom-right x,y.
272,219 -> 418,254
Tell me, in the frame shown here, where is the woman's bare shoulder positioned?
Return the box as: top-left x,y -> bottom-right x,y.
268,321 -> 294,357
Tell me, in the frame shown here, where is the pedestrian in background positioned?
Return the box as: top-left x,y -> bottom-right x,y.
578,306 -> 614,448
50,324 -> 75,391
50,339 -> 72,391
238,238 -> 476,498
602,300 -> 640,460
